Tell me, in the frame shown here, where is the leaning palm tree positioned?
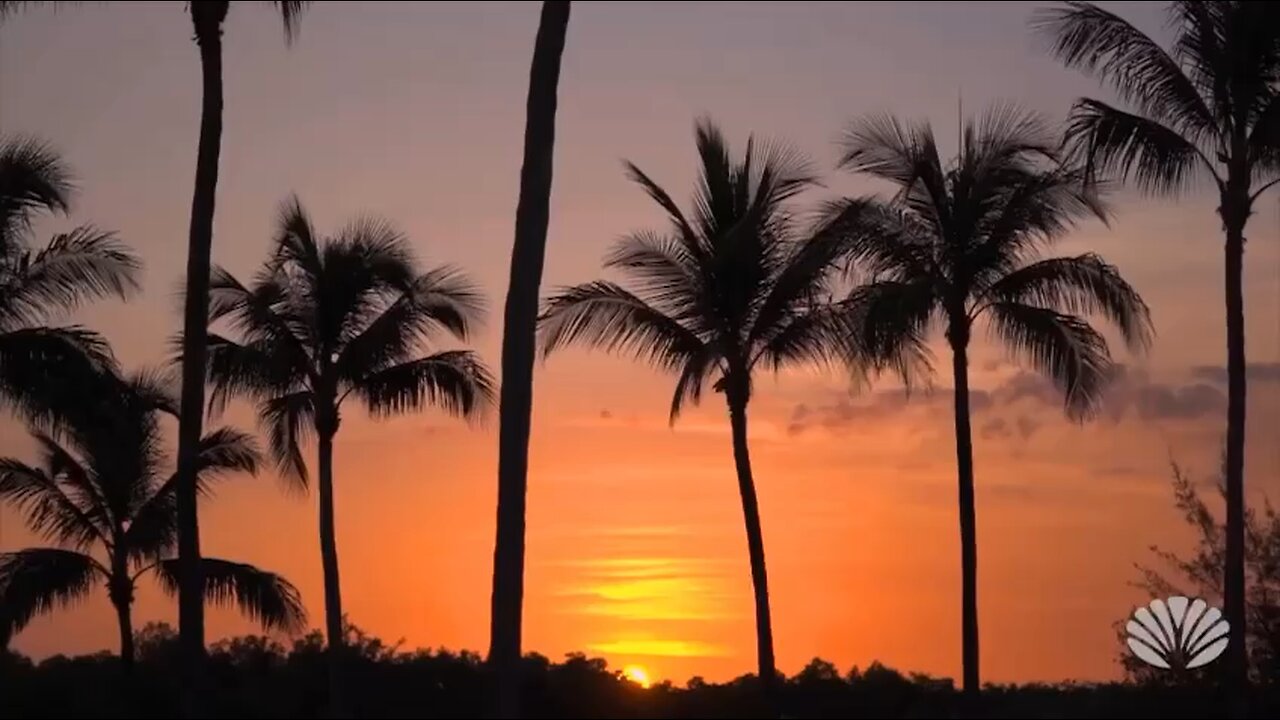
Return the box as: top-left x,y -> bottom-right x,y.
0,135 -> 140,423
489,2 -> 570,717
818,106 -> 1153,698
539,119 -> 880,713
0,365 -> 306,672
0,7 -> 311,700
1036,1 -> 1280,690
202,196 -> 494,713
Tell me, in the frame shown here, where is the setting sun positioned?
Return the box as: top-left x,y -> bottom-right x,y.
622,665 -> 652,689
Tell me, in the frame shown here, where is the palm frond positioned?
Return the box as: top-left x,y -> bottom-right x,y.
269,0 -> 309,43
1034,1 -> 1214,140
155,558 -> 306,634
986,253 -> 1153,351
269,195 -> 323,293
838,114 -> 949,228
259,391 -> 315,490
335,266 -> 486,384
1,226 -> 140,325
808,196 -> 934,281
603,231 -> 706,321
0,549 -> 103,647
28,431 -> 112,535
844,279 -> 937,388
0,135 -> 73,247
0,455 -> 103,549
205,333 -> 302,416
354,350 -> 494,420
206,267 -> 314,371
969,166 -> 1109,285
986,301 -> 1113,419
125,427 -> 260,562
1065,98 -> 1211,195
539,281 -> 706,372
0,326 -> 115,424
668,351 -> 716,424
623,162 -> 706,263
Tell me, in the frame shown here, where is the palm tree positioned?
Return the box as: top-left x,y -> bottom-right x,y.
202,196 -> 494,713
488,2 -> 570,717
0,4 -> 310,702
818,106 -> 1153,698
1036,1 -> 1280,690
0,135 -> 140,423
0,365 -> 306,672
538,119 -> 880,713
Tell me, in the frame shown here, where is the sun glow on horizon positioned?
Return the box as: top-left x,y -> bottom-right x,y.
623,664 -> 652,689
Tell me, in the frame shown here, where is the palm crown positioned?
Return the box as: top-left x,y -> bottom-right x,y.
822,106 -> 1154,416
0,367 -> 306,649
1036,1 -> 1279,202
203,196 -> 495,482
540,119 -> 876,419
0,135 -> 141,422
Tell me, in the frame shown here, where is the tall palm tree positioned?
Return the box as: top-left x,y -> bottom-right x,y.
538,119 -> 879,713
1036,1 -> 1280,690
0,135 -> 140,423
0,365 -> 306,672
0,4 -> 310,703
202,196 -> 494,713
488,2 -> 570,717
818,106 -> 1153,698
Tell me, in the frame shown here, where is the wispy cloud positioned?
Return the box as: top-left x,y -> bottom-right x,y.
587,639 -> 729,658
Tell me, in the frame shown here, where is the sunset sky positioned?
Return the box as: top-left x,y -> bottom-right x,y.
2,0 -> 1278,687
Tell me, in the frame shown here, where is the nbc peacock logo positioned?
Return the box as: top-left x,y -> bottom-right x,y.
1126,596 -> 1230,670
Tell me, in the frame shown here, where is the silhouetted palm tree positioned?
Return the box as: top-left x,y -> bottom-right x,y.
0,135 -> 140,423
539,119 -> 876,713
489,2 -> 570,717
0,5 -> 310,701
0,365 -> 305,672
203,196 -> 494,713
818,106 -> 1153,698
1037,1 -> 1280,690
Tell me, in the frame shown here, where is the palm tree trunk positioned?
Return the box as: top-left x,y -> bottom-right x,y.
950,336 -> 980,700
317,425 -> 347,716
114,597 -> 135,671
1223,207 -> 1248,693
728,395 -> 778,716
175,5 -> 229,715
488,3 -> 569,718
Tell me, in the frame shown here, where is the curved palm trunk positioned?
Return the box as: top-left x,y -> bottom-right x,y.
175,5 -> 229,715
950,336 -> 980,700
1222,204 -> 1247,693
728,396 -> 778,715
317,426 -> 347,716
488,3 -> 569,718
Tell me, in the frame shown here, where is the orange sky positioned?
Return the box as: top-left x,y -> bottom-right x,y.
1,1 -> 1278,686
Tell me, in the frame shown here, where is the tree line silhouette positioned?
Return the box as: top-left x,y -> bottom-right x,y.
0,1 -> 1276,717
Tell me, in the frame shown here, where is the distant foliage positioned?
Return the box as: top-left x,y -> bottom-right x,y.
1123,462 -> 1280,687
2,621 -> 1277,718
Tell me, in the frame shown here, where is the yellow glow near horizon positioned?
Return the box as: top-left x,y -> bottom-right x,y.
623,664 -> 652,689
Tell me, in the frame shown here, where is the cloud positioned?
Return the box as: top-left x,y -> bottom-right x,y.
980,417 -> 1010,440
792,364 -> 1244,437
787,387 -> 990,436
1190,362 -> 1280,386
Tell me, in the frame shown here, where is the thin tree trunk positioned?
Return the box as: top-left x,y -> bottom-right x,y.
114,597 -> 135,672
728,397 -> 778,717
488,3 -> 569,718
1222,208 -> 1247,695
950,337 -> 980,700
317,426 -> 347,717
176,5 -> 228,715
